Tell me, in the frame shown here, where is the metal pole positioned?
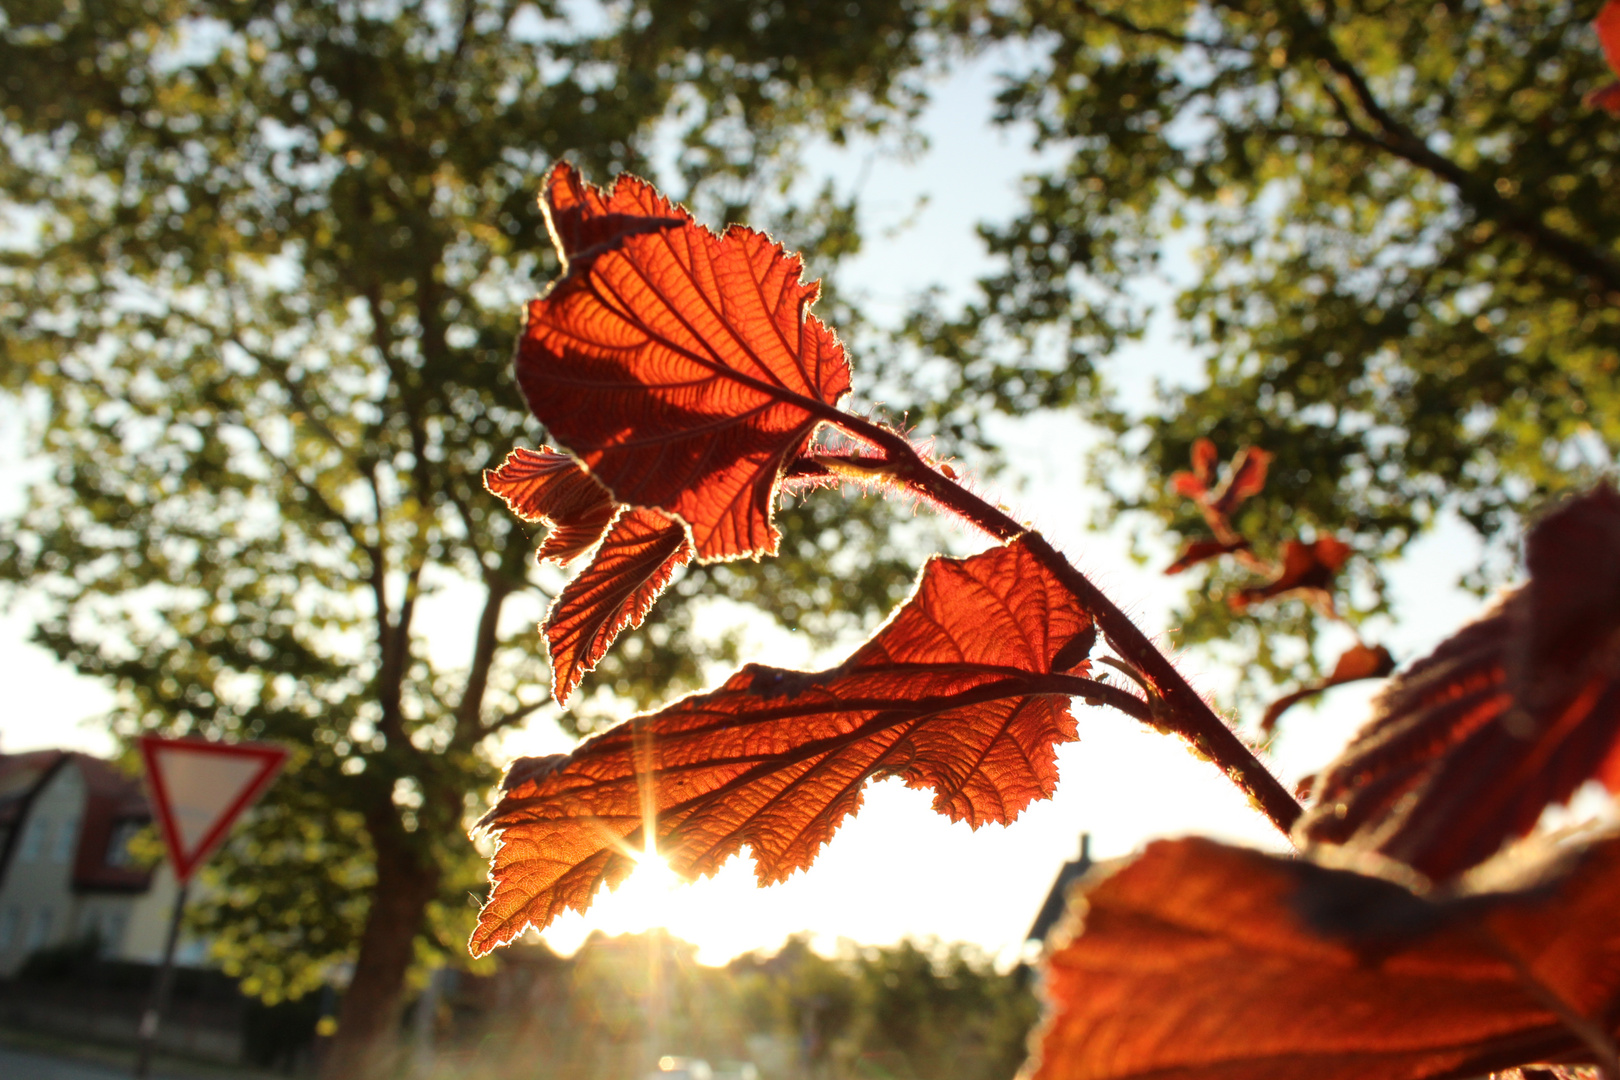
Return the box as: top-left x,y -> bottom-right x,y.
133,878 -> 190,1080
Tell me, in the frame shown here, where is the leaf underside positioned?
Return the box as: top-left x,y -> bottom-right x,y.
1599,1 -> 1620,79
545,506 -> 692,704
1260,643 -> 1395,735
515,161 -> 854,562
485,446 -> 618,563
471,537 -> 1095,955
1232,537 -> 1351,610
1166,537 -> 1249,576
1299,486 -> 1620,878
1033,834 -> 1620,1080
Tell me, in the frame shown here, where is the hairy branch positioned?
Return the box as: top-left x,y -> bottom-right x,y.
807,413 -> 1304,835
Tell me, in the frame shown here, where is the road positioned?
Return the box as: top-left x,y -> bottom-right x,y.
0,1044 -> 183,1080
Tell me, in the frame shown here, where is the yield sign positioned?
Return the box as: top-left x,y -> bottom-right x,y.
138,735 -> 288,883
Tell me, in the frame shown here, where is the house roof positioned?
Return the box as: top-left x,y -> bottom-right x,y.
0,749 -> 154,892
71,753 -> 153,891
1026,833 -> 1095,944
0,749 -> 67,827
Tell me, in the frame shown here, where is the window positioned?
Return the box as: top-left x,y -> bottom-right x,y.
51,816 -> 79,863
100,909 -> 127,955
74,908 -> 126,955
17,818 -> 46,862
105,819 -> 146,868
27,908 -> 53,950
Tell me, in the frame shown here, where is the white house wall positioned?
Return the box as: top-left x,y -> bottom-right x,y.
0,763 -> 85,975
0,759 -> 206,976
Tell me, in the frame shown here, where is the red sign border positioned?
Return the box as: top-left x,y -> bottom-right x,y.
137,735 -> 288,883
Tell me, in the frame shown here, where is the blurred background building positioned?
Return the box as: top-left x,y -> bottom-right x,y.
0,748 -> 181,975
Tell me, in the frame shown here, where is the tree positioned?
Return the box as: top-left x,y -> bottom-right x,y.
0,2 -> 934,1075
731,935 -> 1035,1080
908,0 -> 1620,694
469,159 -> 1620,1080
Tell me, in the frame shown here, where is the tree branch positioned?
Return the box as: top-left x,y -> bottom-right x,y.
1289,10 -> 1620,298
1070,0 -> 1247,54
803,416 -> 1304,836
453,577 -> 514,747
481,697 -> 550,738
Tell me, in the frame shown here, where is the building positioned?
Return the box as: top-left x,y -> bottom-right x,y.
0,749 -> 186,976
1026,833 -> 1096,945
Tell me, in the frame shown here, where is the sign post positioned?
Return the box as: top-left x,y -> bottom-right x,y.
132,736 -> 287,1080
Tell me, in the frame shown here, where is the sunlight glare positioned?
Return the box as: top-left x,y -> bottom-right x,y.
607,846 -> 681,931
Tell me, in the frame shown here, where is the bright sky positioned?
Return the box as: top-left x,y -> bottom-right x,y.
0,49 -> 1499,968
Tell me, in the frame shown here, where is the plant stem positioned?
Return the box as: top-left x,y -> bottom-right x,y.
808,416 -> 1305,836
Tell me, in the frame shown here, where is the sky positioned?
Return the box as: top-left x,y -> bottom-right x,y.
0,47 -> 1503,968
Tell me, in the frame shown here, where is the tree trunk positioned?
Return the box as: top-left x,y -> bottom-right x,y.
320,823 -> 440,1080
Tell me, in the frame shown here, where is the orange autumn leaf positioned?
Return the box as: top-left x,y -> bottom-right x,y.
1170,437 -> 1220,499
1260,642 -> 1395,735
1170,470 -> 1207,500
484,446 -> 690,702
514,162 -> 853,562
1033,833 -> 1620,1080
485,446 -> 618,563
1587,0 -> 1620,114
1231,536 -> 1352,610
1206,445 -> 1273,520
1299,486 -> 1620,878
1170,441 -> 1270,521
1166,537 -> 1250,576
1166,442 -> 1272,576
470,537 -> 1098,954
545,507 -> 691,704
1190,436 -> 1219,486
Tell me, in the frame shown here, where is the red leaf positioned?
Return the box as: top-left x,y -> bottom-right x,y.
485,446 -> 618,563
1231,536 -> 1352,610
545,507 -> 692,705
515,162 -> 854,562
1588,82 -> 1620,115
1170,471 -> 1207,500
1299,487 -> 1620,878
540,158 -> 687,262
1588,2 -> 1620,112
1601,0 -> 1620,71
1032,833 -> 1620,1080
1190,437 -> 1218,487
1207,445 -> 1272,519
1259,642 -> 1395,734
471,537 -> 1095,954
1165,537 -> 1249,576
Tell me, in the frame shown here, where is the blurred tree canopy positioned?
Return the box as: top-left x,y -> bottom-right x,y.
728,936 -> 1037,1080
416,932 -> 1036,1080
0,0 -> 935,1075
918,0 -> 1620,691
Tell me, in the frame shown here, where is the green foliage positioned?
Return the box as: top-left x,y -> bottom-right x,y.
729,936 -> 1036,1080
441,933 -> 1036,1080
0,0 -> 934,1068
924,0 -> 1620,691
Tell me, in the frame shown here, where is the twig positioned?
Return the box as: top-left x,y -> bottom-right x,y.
801,415 -> 1305,836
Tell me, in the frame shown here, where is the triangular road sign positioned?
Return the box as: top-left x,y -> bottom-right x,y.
138,735 -> 288,883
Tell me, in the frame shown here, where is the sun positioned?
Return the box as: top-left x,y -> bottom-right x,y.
534,841 -> 770,961
597,845 -> 683,931
626,848 -> 682,898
